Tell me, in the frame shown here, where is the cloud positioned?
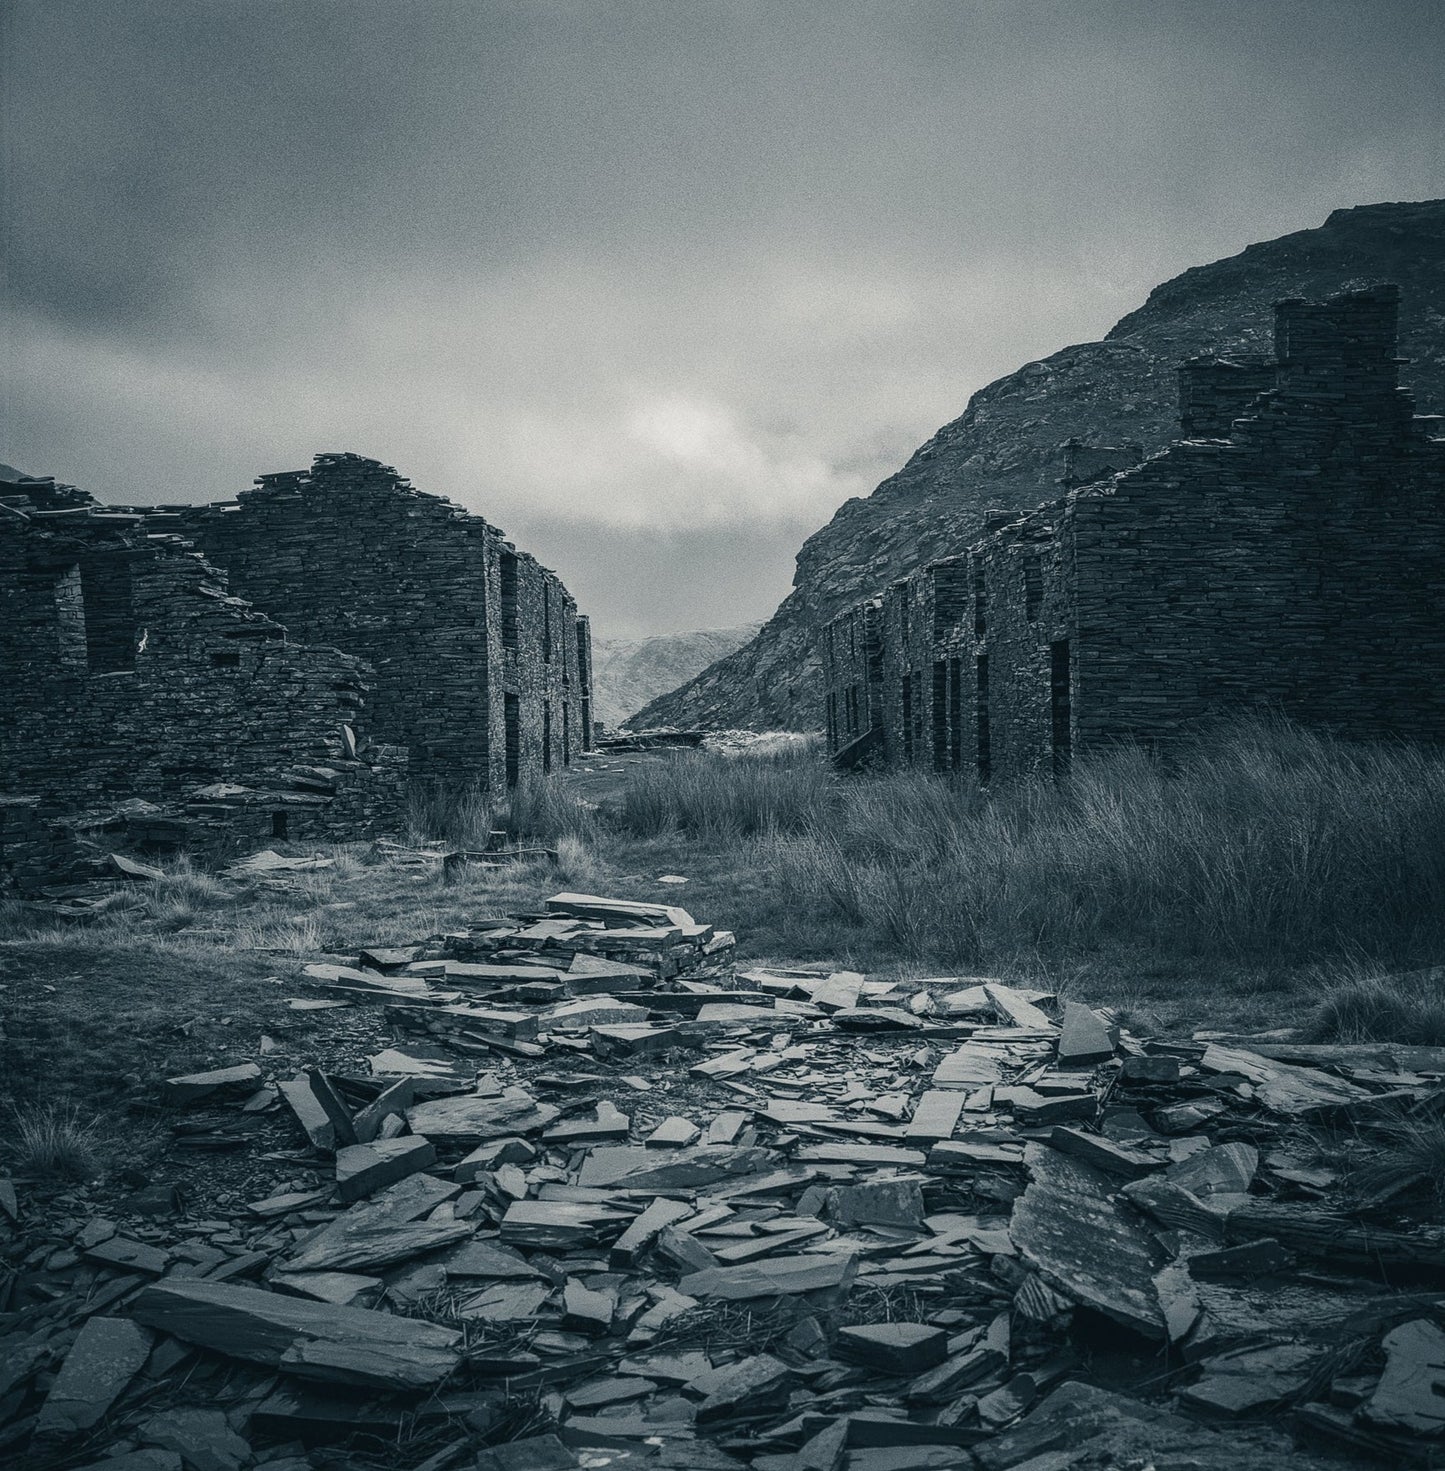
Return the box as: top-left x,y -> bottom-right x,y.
3,0 -> 1444,636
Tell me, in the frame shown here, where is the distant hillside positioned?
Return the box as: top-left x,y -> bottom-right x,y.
591,623 -> 762,729
632,199 -> 1445,732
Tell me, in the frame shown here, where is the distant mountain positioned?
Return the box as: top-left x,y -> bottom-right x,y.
0,463 -> 36,482
631,199 -> 1445,732
591,623 -> 762,730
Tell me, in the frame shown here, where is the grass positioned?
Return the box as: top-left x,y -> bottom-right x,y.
747,720 -> 1445,975
1338,1108 -> 1445,1212
1305,967 -> 1445,1046
7,1102 -> 106,1180
6,717 -> 1445,1109
617,741 -> 830,839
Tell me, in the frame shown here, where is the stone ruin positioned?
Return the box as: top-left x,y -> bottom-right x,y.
0,455 -> 592,890
824,285 -> 1445,779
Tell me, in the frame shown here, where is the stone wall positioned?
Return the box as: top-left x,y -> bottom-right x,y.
821,599 -> 882,758
0,482 -> 407,886
826,285 -> 1445,782
157,453 -> 589,792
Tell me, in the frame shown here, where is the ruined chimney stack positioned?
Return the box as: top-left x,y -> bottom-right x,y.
1271,284 -> 1406,418
1177,358 -> 1274,438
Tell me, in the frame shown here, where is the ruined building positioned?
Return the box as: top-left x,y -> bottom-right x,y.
824,286 -> 1445,781
155,454 -> 592,792
1,454 -> 592,889
0,478 -> 407,888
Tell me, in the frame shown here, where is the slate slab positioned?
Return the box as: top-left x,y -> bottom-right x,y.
335,1135 -> 436,1202
1361,1317 -> 1445,1434
130,1279 -> 462,1390
836,1323 -> 949,1375
1010,1143 -> 1165,1339
37,1316 -> 153,1434
406,1088 -> 560,1143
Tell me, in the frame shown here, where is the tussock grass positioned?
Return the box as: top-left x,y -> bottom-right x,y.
1307,967 -> 1445,1046
752,719 -> 1445,972
7,1102 -> 106,1179
406,776 -> 495,849
616,745 -> 833,840
1347,1115 -> 1445,1206
501,775 -> 597,844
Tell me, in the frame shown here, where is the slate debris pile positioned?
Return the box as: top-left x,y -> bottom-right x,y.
6,913 -> 1445,1470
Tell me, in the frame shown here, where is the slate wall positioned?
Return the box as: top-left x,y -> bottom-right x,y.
829,285 -> 1445,783
158,453 -> 590,791
0,488 -> 406,883
821,599 -> 882,756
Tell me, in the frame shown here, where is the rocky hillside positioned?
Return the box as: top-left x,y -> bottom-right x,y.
633,199 -> 1445,732
590,622 -> 761,729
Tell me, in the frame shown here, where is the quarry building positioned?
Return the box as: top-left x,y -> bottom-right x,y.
824,286 -> 1445,781
0,455 -> 591,890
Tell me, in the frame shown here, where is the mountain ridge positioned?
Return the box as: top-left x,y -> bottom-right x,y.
632,199 -> 1445,732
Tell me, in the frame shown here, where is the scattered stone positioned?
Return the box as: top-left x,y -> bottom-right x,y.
1361,1318 -> 1445,1434
1010,1144 -> 1165,1338
1056,1002 -> 1115,1064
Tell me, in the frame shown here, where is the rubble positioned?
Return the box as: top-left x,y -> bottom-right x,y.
8,891 -> 1445,1469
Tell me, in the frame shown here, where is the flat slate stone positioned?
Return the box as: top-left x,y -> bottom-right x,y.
1047,1127 -> 1160,1180
1198,1044 -> 1369,1116
458,1282 -> 553,1322
406,1088 -> 559,1143
1010,1143 -> 1166,1339
440,1239 -> 545,1279
1361,1317 -> 1445,1434
542,1100 -> 631,1143
932,1045 -> 1006,1088
130,1279 -> 462,1390
1177,1342 -> 1320,1417
610,1197 -> 694,1267
690,1353 -> 793,1422
836,1323 -> 949,1375
828,1180 -> 925,1231
681,1251 -> 858,1301
985,983 -> 1055,1030
335,1135 -> 436,1202
499,1200 -> 630,1249
269,1271 -> 383,1307
904,1090 -> 965,1143
37,1316 -> 153,1434
1057,1003 -> 1115,1064
646,1116 -> 702,1149
140,1408 -> 251,1471
163,1063 -> 263,1107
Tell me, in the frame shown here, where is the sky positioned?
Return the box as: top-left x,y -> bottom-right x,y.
3,2 -> 1443,638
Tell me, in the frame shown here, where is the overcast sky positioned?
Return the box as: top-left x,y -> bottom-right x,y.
3,1 -> 1443,637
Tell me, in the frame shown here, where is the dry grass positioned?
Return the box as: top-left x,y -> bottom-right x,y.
1346,1115 -> 1445,1207
7,1101 -> 106,1180
616,745 -> 833,840
8,718 -> 1444,1104
752,719 -> 1445,973
1306,967 -> 1445,1046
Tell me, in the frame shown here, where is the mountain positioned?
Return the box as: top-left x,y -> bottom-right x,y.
631,199 -> 1445,732
590,623 -> 762,730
